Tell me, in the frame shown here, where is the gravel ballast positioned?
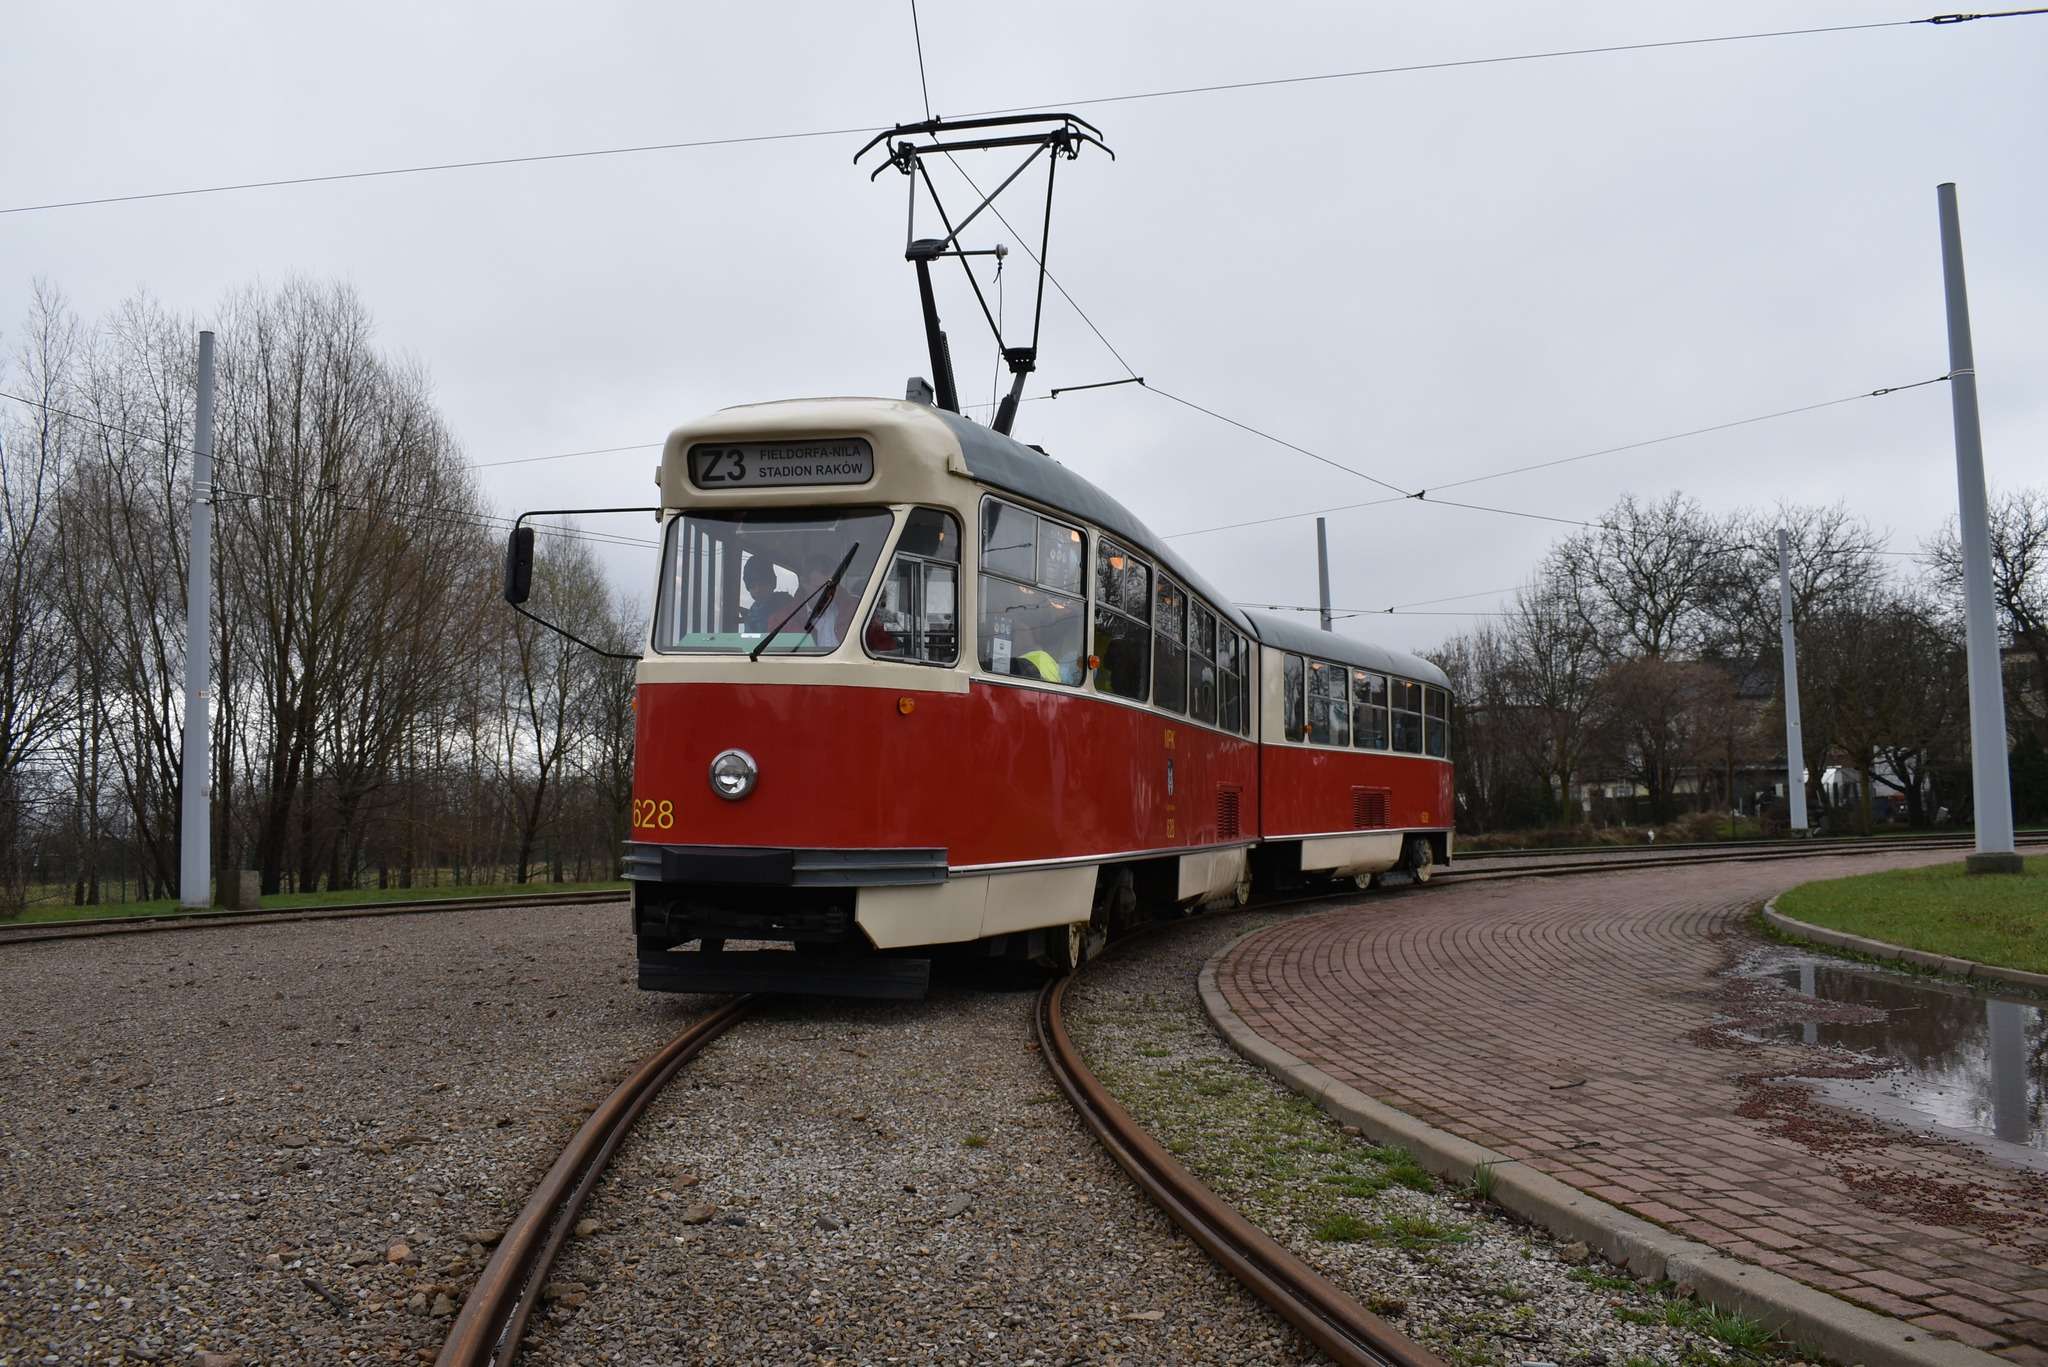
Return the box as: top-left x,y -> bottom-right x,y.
0,899 -> 713,1365
521,976 -> 1322,1365
5,907 -> 1326,1365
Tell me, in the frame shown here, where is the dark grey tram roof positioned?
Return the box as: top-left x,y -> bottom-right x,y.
1239,608 -> 1452,690
929,408 -> 1449,691
931,408 -> 1257,636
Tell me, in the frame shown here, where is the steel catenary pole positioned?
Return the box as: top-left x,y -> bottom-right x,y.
1315,517 -> 1332,633
178,331 -> 216,908
1936,183 -> 2020,874
1776,528 -> 1808,835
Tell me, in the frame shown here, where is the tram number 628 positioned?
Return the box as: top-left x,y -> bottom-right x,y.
632,798 -> 674,829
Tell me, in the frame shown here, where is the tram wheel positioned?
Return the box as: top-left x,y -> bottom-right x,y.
1350,872 -> 1374,892
1037,921 -> 1089,975
1404,837 -> 1436,884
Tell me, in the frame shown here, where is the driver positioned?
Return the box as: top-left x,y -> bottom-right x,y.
740,553 -> 793,633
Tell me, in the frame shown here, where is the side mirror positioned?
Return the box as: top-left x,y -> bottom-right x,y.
503,526 -> 534,605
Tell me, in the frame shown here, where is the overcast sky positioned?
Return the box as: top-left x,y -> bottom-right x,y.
4,0 -> 2042,652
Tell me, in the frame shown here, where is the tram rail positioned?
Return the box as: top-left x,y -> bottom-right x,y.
8,830 -> 2035,950
1036,953 -> 1443,1367
434,996 -> 752,1367
0,887 -> 630,948
1439,830 -> 2047,884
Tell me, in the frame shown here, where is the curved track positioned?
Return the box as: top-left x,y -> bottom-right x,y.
1037,966 -> 1443,1367
435,996 -> 752,1367
1438,830 -> 2047,885
8,830 -> 2034,948
0,888 -> 629,947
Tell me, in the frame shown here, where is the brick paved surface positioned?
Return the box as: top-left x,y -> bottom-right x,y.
1217,851 -> 2048,1361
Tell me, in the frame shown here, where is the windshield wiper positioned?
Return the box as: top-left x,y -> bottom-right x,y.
748,542 -> 860,662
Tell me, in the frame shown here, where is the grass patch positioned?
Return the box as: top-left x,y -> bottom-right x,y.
7,878 -> 627,925
1467,1160 -> 1499,1202
1774,856 -> 2048,975
1696,1306 -> 1777,1352
1567,1266 -> 1637,1293
1313,1211 -> 1372,1242
962,1133 -> 988,1148
1373,1212 -> 1468,1249
1321,1170 -> 1392,1198
1618,1293 -> 1780,1355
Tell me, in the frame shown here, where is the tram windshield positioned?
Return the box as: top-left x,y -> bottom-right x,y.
653,507 -> 893,654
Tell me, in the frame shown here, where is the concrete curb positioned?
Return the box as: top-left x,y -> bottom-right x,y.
1196,947 -> 2006,1367
1762,898 -> 2048,994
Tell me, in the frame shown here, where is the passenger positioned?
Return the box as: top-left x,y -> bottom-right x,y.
1013,648 -> 1063,682
740,554 -> 794,633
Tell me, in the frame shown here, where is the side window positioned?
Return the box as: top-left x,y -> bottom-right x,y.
1217,628 -> 1241,734
1240,638 -> 1255,737
980,499 -> 1037,581
1425,685 -> 1449,758
1037,519 -> 1085,595
1307,660 -> 1349,746
1282,653 -> 1306,740
1153,577 -> 1189,714
1189,604 -> 1218,724
1391,678 -> 1425,754
1093,539 -> 1152,703
977,498 -> 1085,685
865,508 -> 960,665
1352,670 -> 1389,749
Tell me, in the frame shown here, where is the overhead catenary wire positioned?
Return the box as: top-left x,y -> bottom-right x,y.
965,9 -> 2048,118
927,147 -> 1414,497
908,0 -> 935,122
468,442 -> 660,470
934,155 -> 1141,382
0,388 -> 654,551
1156,375 -> 1952,540
1423,375 -> 1952,496
1144,384 -> 1410,496
6,9 -> 2041,216
1244,602 -> 1516,618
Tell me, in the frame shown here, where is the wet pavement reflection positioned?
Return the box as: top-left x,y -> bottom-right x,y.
1747,954 -> 2047,1153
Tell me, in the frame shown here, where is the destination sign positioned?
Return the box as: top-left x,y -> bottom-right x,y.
687,439 -> 874,490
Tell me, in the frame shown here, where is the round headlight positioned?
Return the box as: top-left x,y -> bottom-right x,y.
708,748 -> 758,801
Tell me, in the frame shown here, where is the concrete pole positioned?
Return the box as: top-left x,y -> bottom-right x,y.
1937,183 -> 2020,874
1776,528 -> 1809,834
178,331 -> 216,908
1315,517 -> 1332,632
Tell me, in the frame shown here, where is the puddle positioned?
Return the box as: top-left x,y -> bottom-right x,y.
1740,953 -> 2047,1155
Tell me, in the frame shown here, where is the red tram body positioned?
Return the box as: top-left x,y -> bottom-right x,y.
623,398 -> 1453,997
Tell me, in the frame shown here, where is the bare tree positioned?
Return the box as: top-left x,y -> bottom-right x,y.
1502,572 -> 1604,825
1552,492 -> 1738,660
1926,486 -> 2048,737
488,535 -> 619,884
0,281 -> 82,909
1718,503 -> 1887,661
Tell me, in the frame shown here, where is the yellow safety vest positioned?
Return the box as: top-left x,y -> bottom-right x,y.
1019,649 -> 1062,682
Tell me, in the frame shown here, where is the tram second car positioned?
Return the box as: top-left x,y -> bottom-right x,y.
566,396 -> 1451,999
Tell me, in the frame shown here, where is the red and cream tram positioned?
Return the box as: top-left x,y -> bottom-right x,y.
564,396 -> 1450,998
